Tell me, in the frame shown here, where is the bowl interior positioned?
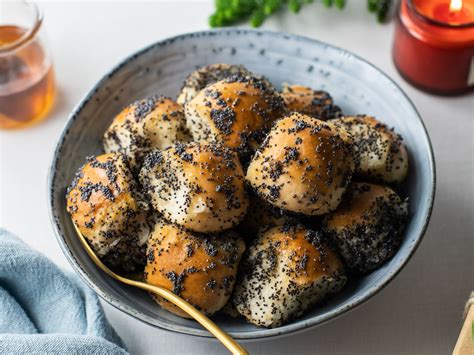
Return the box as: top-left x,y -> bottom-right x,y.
49,30 -> 435,339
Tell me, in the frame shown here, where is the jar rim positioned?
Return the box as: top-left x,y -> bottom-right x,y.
407,0 -> 474,28
0,1 -> 43,54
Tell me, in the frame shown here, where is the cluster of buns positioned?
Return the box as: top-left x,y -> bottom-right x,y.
66,63 -> 409,328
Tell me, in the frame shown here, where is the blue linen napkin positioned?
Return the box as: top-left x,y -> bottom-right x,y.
0,228 -> 128,354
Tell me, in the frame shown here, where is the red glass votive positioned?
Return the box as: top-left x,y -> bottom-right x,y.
393,0 -> 474,95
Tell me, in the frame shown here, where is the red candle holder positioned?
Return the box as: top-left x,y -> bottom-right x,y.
393,0 -> 474,95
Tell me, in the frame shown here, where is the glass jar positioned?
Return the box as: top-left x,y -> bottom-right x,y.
392,0 -> 474,95
0,1 -> 55,129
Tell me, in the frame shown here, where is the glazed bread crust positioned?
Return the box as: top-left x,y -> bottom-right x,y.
66,153 -> 150,272
322,182 -> 408,273
329,115 -> 409,183
246,113 -> 354,216
103,95 -> 189,170
233,224 -> 346,328
145,221 -> 245,317
177,63 -> 254,105
139,142 -> 249,233
185,75 -> 285,155
281,84 -> 342,120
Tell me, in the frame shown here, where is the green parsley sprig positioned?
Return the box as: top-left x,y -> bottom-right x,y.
209,0 -> 392,28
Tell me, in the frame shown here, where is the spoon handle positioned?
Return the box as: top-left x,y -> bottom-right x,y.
72,222 -> 248,355
124,278 -> 249,355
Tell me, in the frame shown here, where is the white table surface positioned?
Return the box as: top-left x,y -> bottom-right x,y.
1,1 -> 473,354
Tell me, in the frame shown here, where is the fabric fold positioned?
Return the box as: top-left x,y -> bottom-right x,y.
0,228 -> 128,354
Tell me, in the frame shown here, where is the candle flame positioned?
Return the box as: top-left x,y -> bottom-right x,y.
449,0 -> 462,12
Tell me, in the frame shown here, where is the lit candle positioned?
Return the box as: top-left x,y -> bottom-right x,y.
392,0 -> 474,95
418,0 -> 474,25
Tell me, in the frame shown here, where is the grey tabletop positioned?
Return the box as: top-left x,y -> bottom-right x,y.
0,1 -> 472,354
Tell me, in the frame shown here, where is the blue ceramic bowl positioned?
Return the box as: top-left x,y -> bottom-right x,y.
48,29 -> 435,339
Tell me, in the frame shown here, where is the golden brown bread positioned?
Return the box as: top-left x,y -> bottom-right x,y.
329,115 -> 409,183
139,142 -> 249,233
103,95 -> 189,170
144,221 -> 245,317
177,64 -> 254,105
66,153 -> 151,272
322,182 -> 408,273
246,113 -> 354,216
281,84 -> 342,119
185,75 -> 285,155
233,224 -> 346,328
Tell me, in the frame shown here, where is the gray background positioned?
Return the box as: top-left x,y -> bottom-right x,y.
0,1 -> 472,354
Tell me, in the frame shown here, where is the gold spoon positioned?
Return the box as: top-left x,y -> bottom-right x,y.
71,222 -> 248,355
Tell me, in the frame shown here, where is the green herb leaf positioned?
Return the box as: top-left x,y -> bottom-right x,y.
335,0 -> 345,10
208,0 -> 392,27
322,0 -> 333,7
368,0 -> 377,13
289,0 -> 301,13
377,0 -> 391,22
250,8 -> 266,27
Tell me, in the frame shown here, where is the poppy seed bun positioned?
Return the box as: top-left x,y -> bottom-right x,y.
329,115 -> 409,183
103,95 -> 189,170
281,84 -> 343,120
177,64 -> 254,105
66,153 -> 151,272
246,113 -> 354,216
139,142 -> 249,233
185,75 -> 285,155
144,221 -> 245,317
322,182 -> 408,273
233,224 -> 346,328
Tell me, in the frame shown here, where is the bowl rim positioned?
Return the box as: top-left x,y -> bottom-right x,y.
47,28 -> 436,340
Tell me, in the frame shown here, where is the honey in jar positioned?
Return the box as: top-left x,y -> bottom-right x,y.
0,3 -> 55,129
